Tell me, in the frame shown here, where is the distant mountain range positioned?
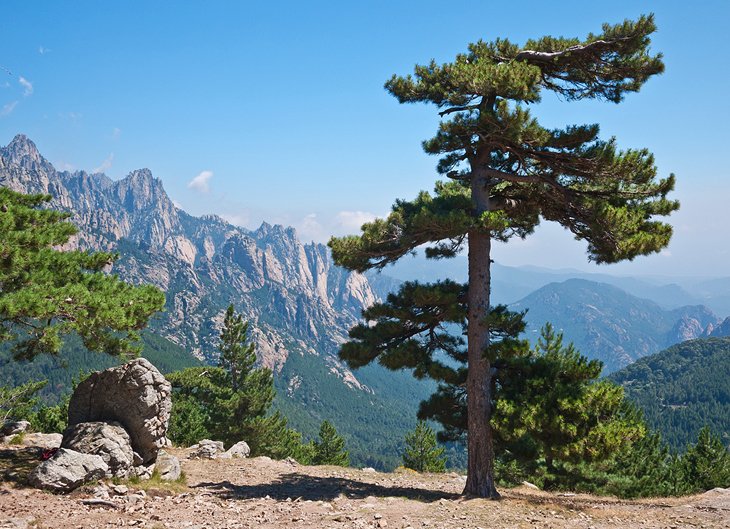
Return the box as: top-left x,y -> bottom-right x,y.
610,337 -> 730,450
512,279 -> 725,373
2,133 -> 728,466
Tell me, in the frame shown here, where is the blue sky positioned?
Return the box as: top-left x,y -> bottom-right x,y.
1,1 -> 728,276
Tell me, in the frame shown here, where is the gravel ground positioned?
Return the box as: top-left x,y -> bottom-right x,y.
1,447 -> 728,529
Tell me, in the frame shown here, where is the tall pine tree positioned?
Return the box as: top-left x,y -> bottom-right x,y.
329,15 -> 676,498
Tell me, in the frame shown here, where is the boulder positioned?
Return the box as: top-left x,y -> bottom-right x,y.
28,448 -> 108,492
221,440 -> 250,459
1,420 -> 30,437
188,439 -> 224,459
67,358 -> 171,464
155,450 -> 181,481
61,421 -> 134,478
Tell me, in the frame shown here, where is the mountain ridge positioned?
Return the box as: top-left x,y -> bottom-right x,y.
0,134 -> 431,468
511,278 -> 721,372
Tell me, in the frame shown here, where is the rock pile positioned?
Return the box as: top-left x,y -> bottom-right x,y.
29,358 -> 180,492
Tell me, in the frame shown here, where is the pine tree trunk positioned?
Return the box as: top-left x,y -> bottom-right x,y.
463,175 -> 500,499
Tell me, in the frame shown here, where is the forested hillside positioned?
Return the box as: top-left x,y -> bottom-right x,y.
0,332 -> 201,403
610,337 -> 730,450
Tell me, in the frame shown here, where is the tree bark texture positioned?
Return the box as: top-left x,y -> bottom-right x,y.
463,175 -> 499,499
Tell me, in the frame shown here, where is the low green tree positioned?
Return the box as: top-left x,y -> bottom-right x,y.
167,395 -> 210,447
679,426 -> 730,492
312,420 -> 349,466
28,394 -> 69,433
598,431 -> 682,498
167,305 -> 305,458
494,323 -> 645,481
402,421 -> 446,473
0,187 -> 165,360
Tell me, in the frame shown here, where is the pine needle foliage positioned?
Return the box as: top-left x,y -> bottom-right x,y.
402,421 -> 447,473
0,187 -> 165,360
312,420 -> 350,466
329,15 -> 675,497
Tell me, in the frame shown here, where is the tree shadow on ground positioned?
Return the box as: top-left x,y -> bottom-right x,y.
194,472 -> 461,503
0,447 -> 41,486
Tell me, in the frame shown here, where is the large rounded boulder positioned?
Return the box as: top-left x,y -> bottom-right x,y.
67,358 -> 171,464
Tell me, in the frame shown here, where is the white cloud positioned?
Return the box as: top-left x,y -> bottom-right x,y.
38,46 -> 51,55
334,210 -> 377,232
59,111 -> 82,123
18,77 -> 33,97
293,210 -> 379,243
220,213 -> 250,227
1,100 -> 18,116
296,213 -> 325,241
112,127 -> 121,140
188,170 -> 213,193
93,153 -> 114,173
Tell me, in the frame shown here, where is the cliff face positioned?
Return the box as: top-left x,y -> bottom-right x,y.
0,135 -> 377,381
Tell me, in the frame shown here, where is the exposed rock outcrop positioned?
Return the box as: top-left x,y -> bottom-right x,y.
67,359 -> 171,464
155,450 -> 181,481
1,420 -> 30,437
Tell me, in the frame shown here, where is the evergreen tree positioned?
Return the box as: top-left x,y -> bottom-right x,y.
329,15 -> 675,497
167,305 -> 302,457
312,420 -> 349,466
679,426 -> 730,491
494,324 -> 645,477
0,187 -> 165,359
402,421 -> 446,473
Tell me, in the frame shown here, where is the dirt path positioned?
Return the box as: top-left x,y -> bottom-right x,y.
1,448 -> 728,529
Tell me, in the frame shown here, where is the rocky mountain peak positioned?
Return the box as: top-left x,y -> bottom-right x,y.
0,134 -> 53,174
113,168 -> 172,212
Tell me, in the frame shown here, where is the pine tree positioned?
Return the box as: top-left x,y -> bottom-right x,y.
167,305 -> 300,457
312,420 -> 349,466
679,426 -> 730,491
402,421 -> 447,473
494,324 -> 645,477
0,187 -> 165,359
329,15 -> 675,497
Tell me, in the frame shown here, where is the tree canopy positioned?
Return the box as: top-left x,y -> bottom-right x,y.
330,14 -> 675,498
0,187 -> 165,360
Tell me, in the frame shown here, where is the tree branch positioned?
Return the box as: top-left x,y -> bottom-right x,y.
439,104 -> 480,117
513,38 -> 633,65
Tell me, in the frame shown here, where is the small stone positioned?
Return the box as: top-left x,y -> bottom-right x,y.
112,484 -> 129,495
156,450 -> 181,481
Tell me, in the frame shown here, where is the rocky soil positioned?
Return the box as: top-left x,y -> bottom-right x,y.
1,446 -> 728,529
